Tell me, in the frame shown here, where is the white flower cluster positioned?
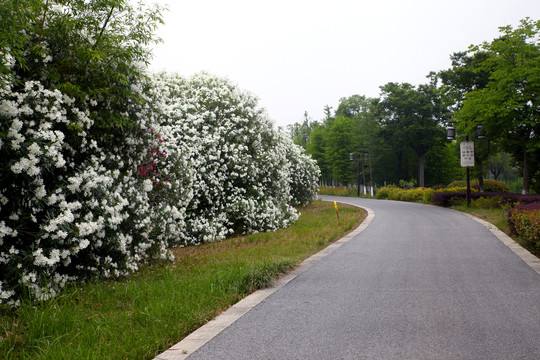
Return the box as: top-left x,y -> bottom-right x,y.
280,132 -> 321,206
150,72 -> 309,244
0,70 -> 319,306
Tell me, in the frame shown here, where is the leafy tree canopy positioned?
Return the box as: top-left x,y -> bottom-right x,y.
456,18 -> 540,193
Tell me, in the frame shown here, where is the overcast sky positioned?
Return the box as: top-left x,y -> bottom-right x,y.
144,0 -> 540,128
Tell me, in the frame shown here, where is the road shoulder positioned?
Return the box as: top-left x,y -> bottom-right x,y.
153,203 -> 375,360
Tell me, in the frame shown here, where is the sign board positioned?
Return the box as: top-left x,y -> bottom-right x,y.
460,141 -> 474,167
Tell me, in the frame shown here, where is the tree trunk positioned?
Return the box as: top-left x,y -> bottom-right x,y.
396,150 -> 403,181
356,161 -> 361,196
418,152 -> 425,187
477,159 -> 484,192
522,151 -> 529,194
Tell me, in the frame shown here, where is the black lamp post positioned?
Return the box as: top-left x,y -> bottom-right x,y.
446,123 -> 487,207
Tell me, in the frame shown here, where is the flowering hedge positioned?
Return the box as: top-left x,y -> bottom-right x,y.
149,72 -> 319,244
447,179 -> 511,192
508,202 -> 540,240
430,191 -> 540,208
0,2 -> 319,305
375,186 -> 432,203
509,208 -> 540,247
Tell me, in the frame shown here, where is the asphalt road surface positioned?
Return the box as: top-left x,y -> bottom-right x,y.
185,196 -> 540,360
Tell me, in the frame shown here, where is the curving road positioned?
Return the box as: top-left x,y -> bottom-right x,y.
164,196 -> 540,360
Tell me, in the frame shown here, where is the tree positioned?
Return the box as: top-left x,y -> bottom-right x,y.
335,94 -> 370,118
306,123 -> 330,185
324,115 -> 355,185
487,152 -> 514,181
439,50 -> 496,191
376,82 -> 447,187
456,18 -> 540,194
287,111 -> 313,149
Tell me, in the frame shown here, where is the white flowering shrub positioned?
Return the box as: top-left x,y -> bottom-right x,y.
0,0 -> 174,305
280,133 -> 320,206
0,1 -> 319,306
150,72 -> 301,244
0,71 -> 196,304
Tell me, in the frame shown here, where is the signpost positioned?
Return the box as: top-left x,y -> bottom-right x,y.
460,141 -> 474,207
460,141 -> 474,167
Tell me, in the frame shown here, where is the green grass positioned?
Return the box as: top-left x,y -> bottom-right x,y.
0,200 -> 364,360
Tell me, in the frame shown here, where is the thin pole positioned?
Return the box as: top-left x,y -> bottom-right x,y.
362,154 -> 367,195
356,160 -> 361,197
369,150 -> 373,197
466,135 -> 471,207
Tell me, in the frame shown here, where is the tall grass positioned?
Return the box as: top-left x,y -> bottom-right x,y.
0,200 -> 364,360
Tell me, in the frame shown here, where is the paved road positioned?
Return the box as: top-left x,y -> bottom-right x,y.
185,197 -> 540,359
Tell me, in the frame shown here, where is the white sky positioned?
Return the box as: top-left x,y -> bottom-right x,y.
143,0 -> 540,128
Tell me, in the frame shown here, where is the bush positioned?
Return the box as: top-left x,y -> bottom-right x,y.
447,180 -> 467,188
423,188 -> 436,203
431,192 -> 540,208
151,72 -> 306,244
375,185 -> 399,199
283,134 -> 320,206
509,208 -> 540,247
474,179 -> 511,193
398,188 -> 426,202
447,179 -> 511,192
508,202 -> 540,234
0,0 -> 169,306
398,179 -> 417,189
470,196 -> 504,209
376,186 -> 431,203
0,4 -> 320,306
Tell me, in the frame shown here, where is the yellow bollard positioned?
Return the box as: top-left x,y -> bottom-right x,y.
334,201 -> 339,222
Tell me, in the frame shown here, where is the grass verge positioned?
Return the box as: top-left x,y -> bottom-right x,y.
452,205 -> 540,258
0,200 -> 364,360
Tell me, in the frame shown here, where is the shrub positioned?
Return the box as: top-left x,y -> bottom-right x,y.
0,1 -> 169,306
431,192 -> 540,208
470,196 -> 504,209
442,186 -> 478,193
375,185 -> 399,199
398,187 -> 426,202
509,209 -> 540,247
376,186 -> 431,203
508,202 -> 540,234
423,188 -> 436,204
0,3 -> 320,306
151,72 -> 304,244
283,134 -> 320,206
474,179 -> 511,193
398,179 -> 417,189
447,180 -> 467,188
447,179 -> 511,192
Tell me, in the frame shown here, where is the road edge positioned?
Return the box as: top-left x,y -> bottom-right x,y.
153,202 -> 375,360
462,212 -> 540,276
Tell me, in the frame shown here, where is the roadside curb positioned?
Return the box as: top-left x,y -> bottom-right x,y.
153,202 -> 374,360
462,212 -> 540,276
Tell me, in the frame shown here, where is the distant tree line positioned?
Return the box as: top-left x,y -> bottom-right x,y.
288,18 -> 539,194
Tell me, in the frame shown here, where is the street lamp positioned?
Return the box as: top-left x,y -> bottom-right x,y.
446,123 -> 487,207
